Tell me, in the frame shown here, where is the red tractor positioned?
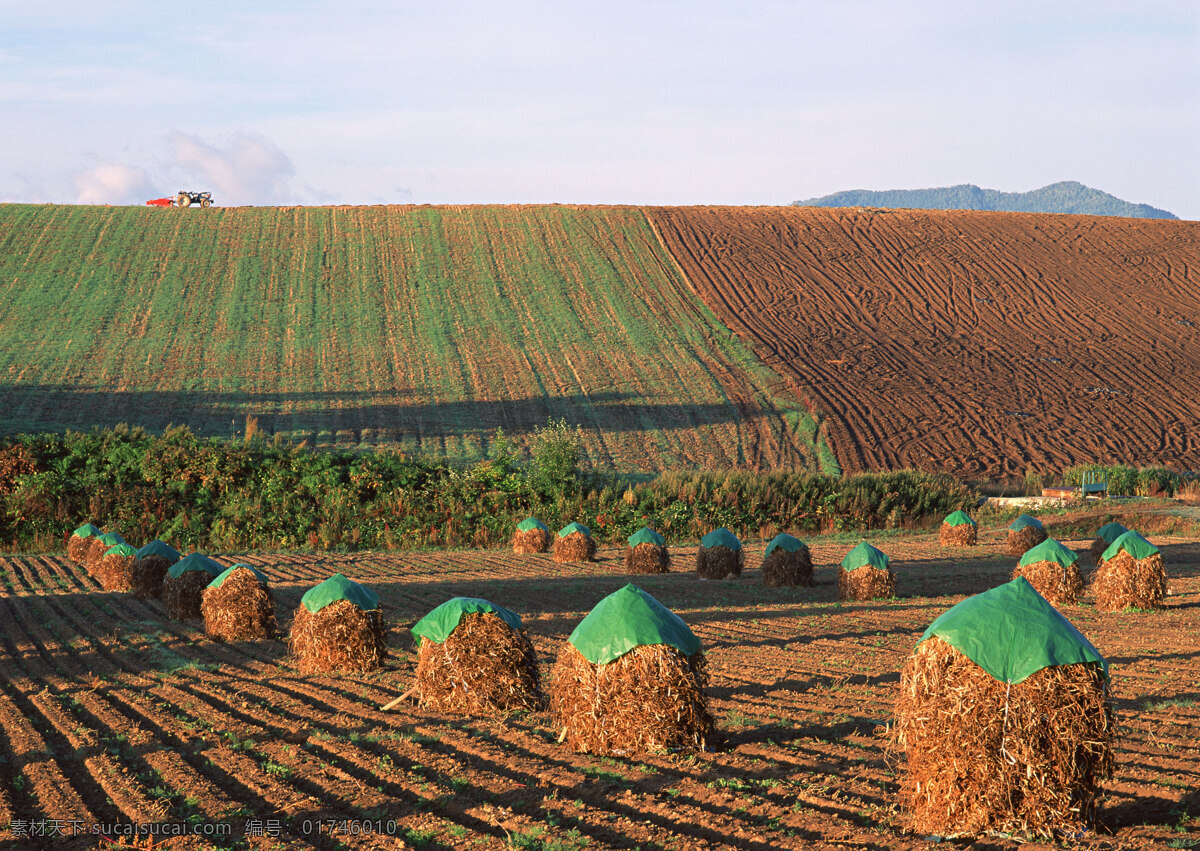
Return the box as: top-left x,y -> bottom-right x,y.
145,191 -> 213,208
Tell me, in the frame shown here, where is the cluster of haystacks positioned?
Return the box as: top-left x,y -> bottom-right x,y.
939,511 -> 977,547
891,577 -> 1114,839
1091,530 -> 1167,612
624,527 -> 670,574
511,517 -> 551,554
289,574 -> 386,674
839,541 -> 894,600
163,554 -> 224,620
696,528 -> 743,579
411,598 -> 541,714
131,540 -> 181,600
86,531 -> 127,578
550,584 -> 712,755
1006,514 -> 1047,556
99,543 -> 139,592
1012,539 -> 1084,607
67,523 -> 102,564
201,565 -> 276,641
761,533 -> 812,587
1090,522 -> 1129,565
553,522 -> 597,563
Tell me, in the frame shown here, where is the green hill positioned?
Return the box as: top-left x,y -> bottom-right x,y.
793,181 -> 1176,219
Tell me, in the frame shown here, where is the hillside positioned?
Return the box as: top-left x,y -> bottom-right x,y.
648,206 -> 1200,479
0,204 -> 831,473
793,181 -> 1177,219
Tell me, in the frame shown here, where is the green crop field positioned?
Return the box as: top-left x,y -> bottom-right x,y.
0,203 -> 835,473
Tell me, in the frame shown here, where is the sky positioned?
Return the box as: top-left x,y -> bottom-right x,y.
2,1 -> 1197,218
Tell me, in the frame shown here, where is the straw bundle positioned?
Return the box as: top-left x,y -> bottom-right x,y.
1011,560 -> 1084,607
162,571 -> 213,620
100,552 -> 138,593
1007,526 -> 1047,556
839,566 -> 895,601
549,642 -> 712,755
1091,552 -> 1167,612
415,612 -> 542,714
85,537 -> 118,577
939,523 -> 977,547
624,542 -> 670,574
762,545 -> 813,587
288,599 -> 387,674
201,569 -> 276,641
1088,538 -> 1108,566
696,545 -> 742,580
67,531 -> 97,564
512,527 -> 551,554
132,556 -> 171,600
553,531 -> 596,563
891,636 -> 1114,838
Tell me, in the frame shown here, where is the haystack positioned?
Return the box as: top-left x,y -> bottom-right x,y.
761,533 -> 812,587
99,543 -> 139,592
411,598 -> 541,714
553,522 -> 597,563
511,517 -> 551,554
1011,538 -> 1084,607
1006,514 -> 1047,556
86,532 -> 126,578
839,541 -> 895,600
1091,531 -> 1167,612
67,523 -> 102,564
1089,522 -> 1128,566
696,527 -> 743,579
289,574 -> 386,674
131,540 -> 181,600
939,511 -> 977,547
162,553 -> 224,620
550,584 -> 712,755
201,565 -> 276,641
624,527 -> 670,574
891,577 -> 1114,839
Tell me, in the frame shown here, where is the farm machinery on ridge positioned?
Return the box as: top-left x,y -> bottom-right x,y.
146,191 -> 214,208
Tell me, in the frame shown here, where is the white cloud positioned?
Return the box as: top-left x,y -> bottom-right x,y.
73,160 -> 154,204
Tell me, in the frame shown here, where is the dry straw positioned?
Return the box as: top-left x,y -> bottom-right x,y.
512,527 -> 551,554
67,533 -> 95,564
100,553 -> 138,593
553,532 -> 596,563
839,566 -> 895,600
624,543 -> 670,574
891,637 -> 1114,838
415,611 -> 542,714
162,571 -> 213,620
939,523 -> 977,547
762,546 -> 813,587
1091,551 -> 1167,612
1007,525 -> 1047,557
201,568 -> 277,642
550,642 -> 712,755
132,556 -> 172,600
696,546 -> 742,579
1011,560 -> 1084,607
289,599 -> 387,675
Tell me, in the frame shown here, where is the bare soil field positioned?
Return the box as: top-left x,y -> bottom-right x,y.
648,206 -> 1200,479
0,512 -> 1196,848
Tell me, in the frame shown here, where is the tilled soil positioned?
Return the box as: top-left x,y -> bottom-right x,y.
0,526 -> 1195,849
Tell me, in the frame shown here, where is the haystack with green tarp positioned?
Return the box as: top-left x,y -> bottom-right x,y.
624,527 -> 670,574
1091,530 -> 1167,612
511,517 -> 551,554
550,584 -> 712,755
939,511 -> 977,547
891,577 -> 1114,839
696,527 -> 743,579
163,553 -> 224,620
1006,514 -> 1047,556
1011,538 -> 1084,607
839,541 -> 895,600
554,522 -> 596,563
289,574 -> 386,674
202,564 -> 276,642
411,597 -> 541,714
762,533 -> 812,587
99,543 -> 139,593
67,523 -> 102,563
1090,522 -> 1129,565
132,540 -> 181,600
86,531 -> 127,577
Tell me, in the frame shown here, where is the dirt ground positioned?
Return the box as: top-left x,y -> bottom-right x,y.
0,514 -> 1196,849
647,206 -> 1200,479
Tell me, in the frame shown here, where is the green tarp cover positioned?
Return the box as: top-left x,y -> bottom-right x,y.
841,541 -> 889,572
1102,530 -> 1159,562
701,528 -> 742,551
136,540 -> 181,563
568,583 -> 701,665
209,564 -> 269,589
301,573 -> 379,613
919,576 -> 1108,684
96,532 -> 126,547
167,553 -> 225,579
411,597 -> 524,646
1096,522 -> 1129,544
71,523 -> 102,539
943,511 -> 976,528
516,517 -> 548,532
103,543 -> 137,558
628,527 -> 665,547
765,533 -> 804,555
558,522 -> 592,539
1018,538 -> 1079,568
1009,514 -> 1044,532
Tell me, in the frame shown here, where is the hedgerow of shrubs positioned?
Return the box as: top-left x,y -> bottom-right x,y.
0,423 -> 976,553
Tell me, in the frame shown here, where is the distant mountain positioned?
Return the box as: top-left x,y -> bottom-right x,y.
793,181 -> 1176,219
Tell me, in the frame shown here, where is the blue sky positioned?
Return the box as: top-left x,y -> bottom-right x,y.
2,1 -> 1197,217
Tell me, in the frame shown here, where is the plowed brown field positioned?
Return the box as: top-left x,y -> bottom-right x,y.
0,515 -> 1196,848
648,206 -> 1200,479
